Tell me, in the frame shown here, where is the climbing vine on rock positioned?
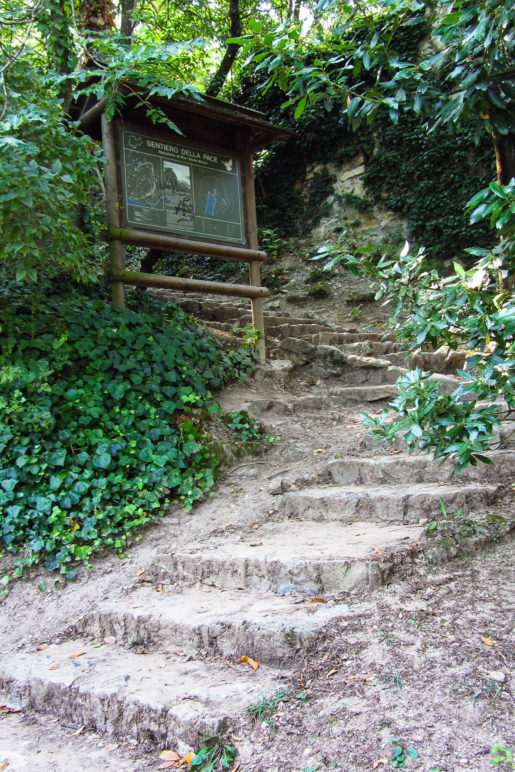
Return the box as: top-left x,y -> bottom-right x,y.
364,112 -> 495,260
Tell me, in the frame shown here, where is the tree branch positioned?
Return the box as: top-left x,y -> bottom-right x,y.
205,0 -> 241,98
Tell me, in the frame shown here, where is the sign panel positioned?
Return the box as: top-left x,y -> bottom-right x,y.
119,126 -> 246,245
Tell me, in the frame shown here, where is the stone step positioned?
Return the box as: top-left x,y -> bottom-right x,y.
327,384 -> 399,401
305,333 -> 399,350
75,585 -> 352,667
272,338 -> 464,390
265,322 -> 337,337
278,482 -> 503,524
306,330 -> 396,345
0,638 -> 283,750
327,451 -> 515,486
150,520 -> 424,595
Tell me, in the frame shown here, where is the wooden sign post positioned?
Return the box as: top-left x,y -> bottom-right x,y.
92,93 -> 290,362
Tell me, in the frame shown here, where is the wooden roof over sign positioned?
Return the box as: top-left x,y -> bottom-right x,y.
75,87 -> 293,153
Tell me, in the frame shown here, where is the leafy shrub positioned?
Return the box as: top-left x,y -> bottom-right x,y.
0,62 -> 105,285
0,287 -> 255,577
235,18 -> 494,257
313,179 -> 515,470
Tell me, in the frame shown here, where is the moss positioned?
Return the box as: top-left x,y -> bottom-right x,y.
282,628 -> 298,648
307,283 -> 331,299
423,514 -> 514,565
346,290 -> 375,304
206,439 -> 265,466
485,513 -> 508,526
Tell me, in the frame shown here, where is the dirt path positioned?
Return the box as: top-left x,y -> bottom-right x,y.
0,293 -> 513,772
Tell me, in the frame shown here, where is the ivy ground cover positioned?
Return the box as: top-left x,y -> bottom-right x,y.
0,286 -> 254,578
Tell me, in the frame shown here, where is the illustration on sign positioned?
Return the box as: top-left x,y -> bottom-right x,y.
119,128 -> 246,245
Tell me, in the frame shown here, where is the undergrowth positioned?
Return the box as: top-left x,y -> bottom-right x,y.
0,285 -> 256,579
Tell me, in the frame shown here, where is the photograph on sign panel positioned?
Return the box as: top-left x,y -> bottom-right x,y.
163,161 -> 194,231
124,150 -> 164,211
193,165 -> 242,242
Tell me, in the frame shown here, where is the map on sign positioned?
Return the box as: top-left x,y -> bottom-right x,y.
119,127 -> 246,245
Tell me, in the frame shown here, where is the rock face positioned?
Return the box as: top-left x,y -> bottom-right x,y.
0,290 -> 512,762
307,155 -> 409,244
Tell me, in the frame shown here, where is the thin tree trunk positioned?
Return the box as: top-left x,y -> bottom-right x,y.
120,0 -> 137,39
292,0 -> 302,23
206,0 -> 241,98
140,248 -> 161,274
493,131 -> 515,185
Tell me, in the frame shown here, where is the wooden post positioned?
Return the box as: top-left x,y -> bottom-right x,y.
242,151 -> 266,362
101,114 -> 126,309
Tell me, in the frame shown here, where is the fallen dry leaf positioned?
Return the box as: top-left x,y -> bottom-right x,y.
182,752 -> 195,764
231,735 -> 241,743
159,751 -> 181,762
372,759 -> 389,769
157,585 -> 164,593
374,547 -> 383,555
0,706 -> 21,715
481,635 -> 496,646
36,643 -> 48,651
238,655 -> 259,671
68,652 -> 86,659
73,725 -> 85,736
250,542 -> 263,547
252,523 -> 259,530
314,448 -> 326,454
311,597 -> 327,604
0,761 -> 9,770
327,668 -> 339,677
230,764 -> 241,772
136,568 -> 145,577
49,666 -> 59,671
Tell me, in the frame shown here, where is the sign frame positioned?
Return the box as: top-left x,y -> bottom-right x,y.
116,122 -> 250,248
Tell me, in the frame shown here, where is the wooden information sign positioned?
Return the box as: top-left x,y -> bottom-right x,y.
119,126 -> 246,245
77,91 -> 291,361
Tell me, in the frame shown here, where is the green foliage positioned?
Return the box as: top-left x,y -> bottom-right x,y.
337,191 -> 374,214
258,226 -> 285,258
191,732 -> 237,771
364,113 -> 495,259
246,688 -> 291,731
147,250 -> 247,284
314,180 -> 515,470
236,22 -> 494,257
491,743 -> 514,768
0,286 -> 255,577
0,63 -> 104,285
261,264 -> 291,293
231,323 -> 263,349
223,410 -> 273,443
390,737 -> 419,769
233,0 -> 514,142
307,282 -> 330,299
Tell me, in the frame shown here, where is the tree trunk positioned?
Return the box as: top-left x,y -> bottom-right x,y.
120,0 -> 137,39
140,248 -> 162,274
206,0 -> 241,98
80,0 -> 115,32
493,131 -> 515,185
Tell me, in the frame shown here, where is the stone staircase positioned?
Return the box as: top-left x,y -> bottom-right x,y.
0,291 -> 513,767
